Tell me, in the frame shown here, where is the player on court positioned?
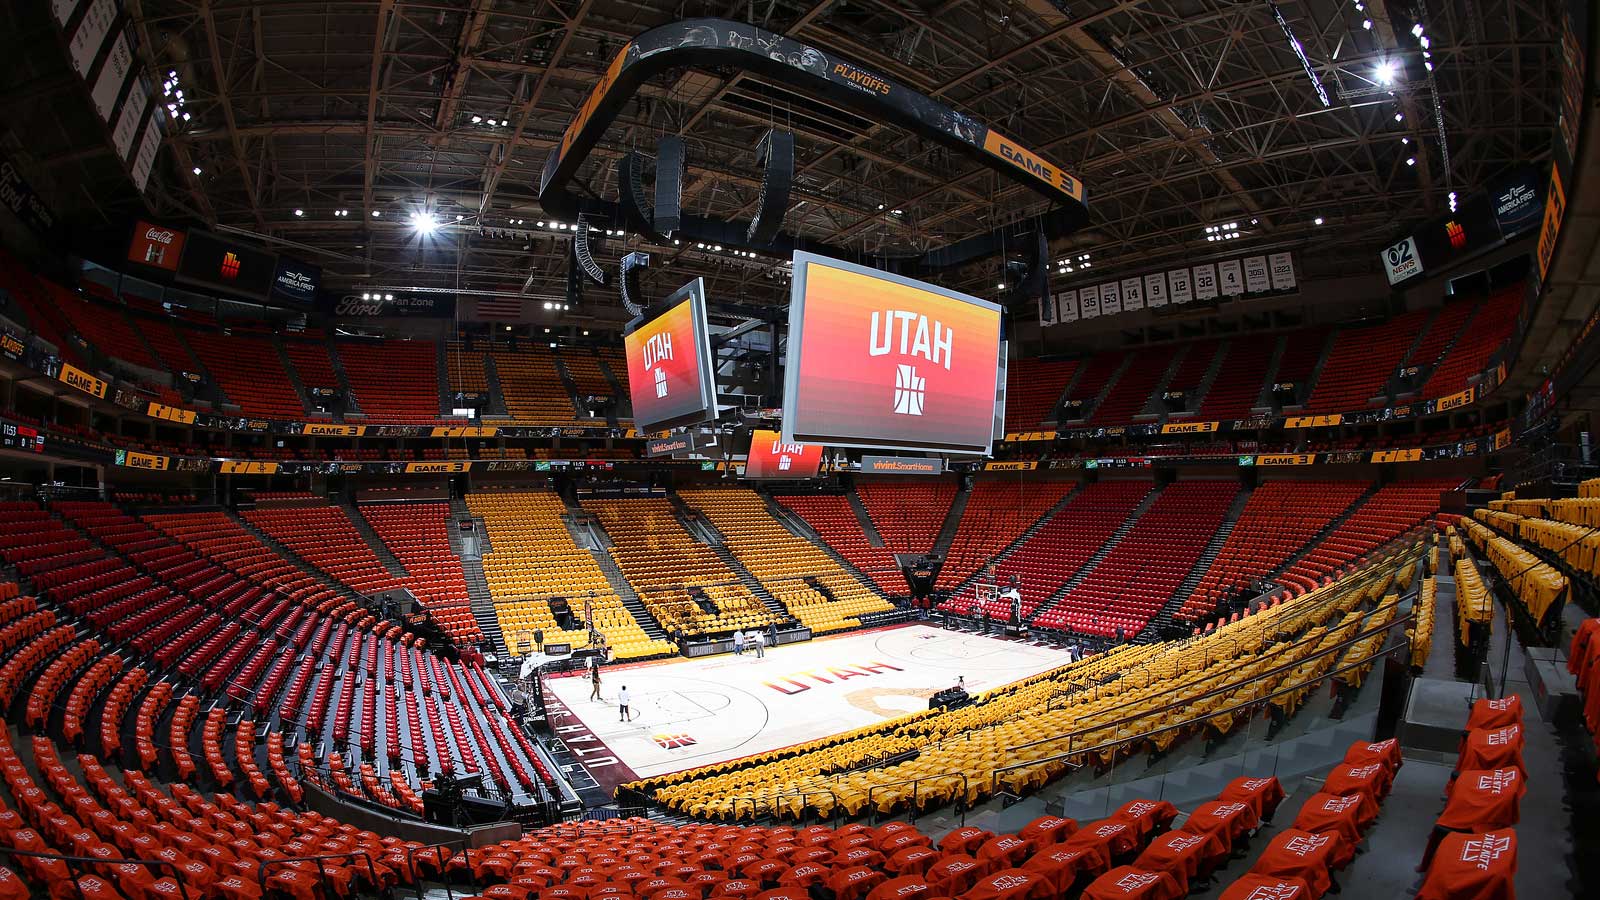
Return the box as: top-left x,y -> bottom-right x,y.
619,685 -> 635,722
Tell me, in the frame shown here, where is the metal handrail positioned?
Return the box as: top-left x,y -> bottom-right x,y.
865,773 -> 969,824
257,850 -> 381,900
0,848 -> 193,900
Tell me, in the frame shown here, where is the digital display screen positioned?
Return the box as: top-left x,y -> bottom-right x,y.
177,229 -> 277,299
271,256 -> 321,305
623,278 -> 717,432
744,428 -> 823,479
782,252 -> 1003,455
126,219 -> 186,271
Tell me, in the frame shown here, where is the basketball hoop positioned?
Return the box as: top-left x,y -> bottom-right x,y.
975,582 -> 999,607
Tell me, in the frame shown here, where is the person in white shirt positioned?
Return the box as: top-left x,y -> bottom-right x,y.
732,630 -> 745,655
618,685 -> 633,722
751,629 -> 765,658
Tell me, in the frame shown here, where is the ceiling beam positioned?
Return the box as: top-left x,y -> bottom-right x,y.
362,0 -> 397,219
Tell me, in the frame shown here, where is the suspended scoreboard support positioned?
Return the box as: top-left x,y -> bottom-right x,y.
781,252 -> 1005,456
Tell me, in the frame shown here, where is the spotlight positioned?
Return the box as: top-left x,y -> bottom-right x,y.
362,293 -> 372,301
537,221 -> 546,227
1419,36 -> 1430,49
996,282 -> 1005,289
192,166 -> 202,175
182,112 -> 191,121
891,209 -> 903,216
372,210 -> 381,217
1402,137 -> 1410,144
713,245 -> 722,251
1411,23 -> 1424,38
1362,19 -> 1372,30
385,294 -> 394,301
1395,112 -> 1404,121
1374,60 -> 1397,86
583,330 -> 589,336
294,209 -> 304,217
877,204 -> 885,210
1406,157 -> 1416,166
1314,217 -> 1325,225
471,115 -> 482,124
410,211 -> 439,234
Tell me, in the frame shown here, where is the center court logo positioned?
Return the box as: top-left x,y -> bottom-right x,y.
652,733 -> 695,749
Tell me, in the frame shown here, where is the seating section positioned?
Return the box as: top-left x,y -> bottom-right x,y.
1004,358 -> 1078,431
1179,480 -> 1369,622
857,481 -> 955,558
935,480 -> 1075,592
466,490 -> 673,659
586,496 -> 781,636
1422,285 -> 1523,398
281,339 -> 339,396
1278,480 -> 1453,591
127,312 -> 202,376
359,501 -> 481,643
776,493 -> 903,591
1090,349 -> 1173,424
1273,327 -> 1329,397
46,281 -> 164,371
244,501 -> 405,597
1303,310 -> 1429,412
634,547 -> 1423,820
596,346 -> 632,420
680,487 -> 895,633
942,481 -> 1149,619
180,331 -> 307,418
0,499 -> 557,818
446,342 -> 491,397
1034,481 -> 1238,637
0,250 -> 84,364
561,348 -> 615,400
338,341 -> 439,421
1404,296 -> 1479,379
1059,351 -> 1124,417
1165,340 -> 1220,397
1196,339 -> 1274,420
491,346 -> 580,424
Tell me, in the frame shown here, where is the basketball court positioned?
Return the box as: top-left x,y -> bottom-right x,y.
541,623 -> 1067,786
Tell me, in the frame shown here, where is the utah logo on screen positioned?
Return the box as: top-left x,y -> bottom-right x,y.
871,309 -> 950,417
643,331 -> 673,398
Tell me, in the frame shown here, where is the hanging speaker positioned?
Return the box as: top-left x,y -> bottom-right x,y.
620,251 -> 650,318
566,241 -> 584,308
616,151 -> 658,238
747,130 -> 794,246
655,135 -> 684,237
574,215 -> 607,285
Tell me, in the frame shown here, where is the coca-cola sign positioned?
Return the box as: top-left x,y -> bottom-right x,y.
127,219 -> 186,271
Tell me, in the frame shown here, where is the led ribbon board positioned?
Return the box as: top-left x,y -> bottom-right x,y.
622,278 -> 717,432
782,252 -> 1003,455
540,18 -> 1087,268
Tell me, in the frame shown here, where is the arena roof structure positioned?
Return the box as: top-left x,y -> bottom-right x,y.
0,0 -> 1571,324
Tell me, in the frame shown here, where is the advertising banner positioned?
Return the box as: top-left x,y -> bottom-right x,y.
271,256 -> 321,306
744,428 -> 823,478
57,362 -> 108,398
623,278 -> 718,432
782,252 -> 1002,455
127,220 -> 186,271
324,292 -> 456,319
861,455 -> 945,475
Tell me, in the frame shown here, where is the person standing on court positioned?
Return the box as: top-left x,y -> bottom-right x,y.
751,629 -> 765,658
733,629 -> 745,655
588,656 -> 602,702
618,685 -> 633,722
767,622 -> 779,650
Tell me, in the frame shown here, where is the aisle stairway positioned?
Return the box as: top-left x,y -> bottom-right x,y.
943,485 -> 1083,599
449,497 -> 506,656
1139,486 -> 1254,640
340,499 -> 410,581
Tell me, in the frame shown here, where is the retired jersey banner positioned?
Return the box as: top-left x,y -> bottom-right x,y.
1217,259 -> 1244,296
1193,264 -> 1219,301
744,429 -> 823,479
1057,289 -> 1078,323
1243,256 -> 1270,293
1144,273 -> 1167,308
1269,252 -> 1297,291
783,253 -> 1002,455
1079,283 -> 1101,318
1121,277 -> 1144,312
1099,280 -> 1122,315
624,278 -> 717,432
1169,268 -> 1193,304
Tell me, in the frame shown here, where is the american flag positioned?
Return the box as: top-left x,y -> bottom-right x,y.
474,296 -> 524,319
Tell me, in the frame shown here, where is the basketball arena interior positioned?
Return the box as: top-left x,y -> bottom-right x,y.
0,0 -> 1597,898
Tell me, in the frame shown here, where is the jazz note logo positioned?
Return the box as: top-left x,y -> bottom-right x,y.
221,251 -> 241,279
894,364 -> 925,416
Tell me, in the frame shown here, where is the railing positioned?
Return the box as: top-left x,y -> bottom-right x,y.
865,773 -> 970,825
257,851 -> 381,900
1,848 -> 193,900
